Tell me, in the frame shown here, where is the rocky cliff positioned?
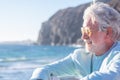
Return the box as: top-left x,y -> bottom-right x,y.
37,0 -> 120,45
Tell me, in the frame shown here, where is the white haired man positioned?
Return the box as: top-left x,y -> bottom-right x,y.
30,2 -> 120,80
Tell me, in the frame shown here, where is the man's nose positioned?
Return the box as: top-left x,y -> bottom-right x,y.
81,33 -> 89,40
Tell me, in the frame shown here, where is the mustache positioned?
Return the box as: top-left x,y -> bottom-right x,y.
84,40 -> 92,44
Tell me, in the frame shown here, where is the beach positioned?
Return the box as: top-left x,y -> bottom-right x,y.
0,44 -> 77,80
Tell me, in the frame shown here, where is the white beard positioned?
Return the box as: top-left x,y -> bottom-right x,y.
85,42 -> 106,55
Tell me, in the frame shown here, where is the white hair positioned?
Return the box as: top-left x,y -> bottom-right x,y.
83,2 -> 120,41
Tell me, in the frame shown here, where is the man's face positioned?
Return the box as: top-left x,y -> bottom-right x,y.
81,19 -> 107,55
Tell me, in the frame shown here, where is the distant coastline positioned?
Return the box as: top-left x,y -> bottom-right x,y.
0,40 -> 37,45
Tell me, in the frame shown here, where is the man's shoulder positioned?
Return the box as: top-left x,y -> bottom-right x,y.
108,41 -> 120,60
117,41 -> 120,47
112,41 -> 120,51
71,48 -> 91,59
73,48 -> 89,54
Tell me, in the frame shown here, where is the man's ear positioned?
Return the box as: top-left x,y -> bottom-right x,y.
106,27 -> 113,37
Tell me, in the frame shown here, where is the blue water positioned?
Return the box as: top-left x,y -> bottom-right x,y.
0,44 -> 78,80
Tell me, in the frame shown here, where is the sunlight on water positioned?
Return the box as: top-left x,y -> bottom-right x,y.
0,44 -> 77,80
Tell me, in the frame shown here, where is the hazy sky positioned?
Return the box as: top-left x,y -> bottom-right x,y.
0,0 -> 92,42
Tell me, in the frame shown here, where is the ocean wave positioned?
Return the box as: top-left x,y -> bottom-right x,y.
0,62 -> 44,71
0,57 -> 58,70
0,56 -> 27,62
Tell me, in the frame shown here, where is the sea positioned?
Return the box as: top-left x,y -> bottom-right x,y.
0,44 -> 79,80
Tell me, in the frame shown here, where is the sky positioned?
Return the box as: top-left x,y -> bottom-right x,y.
0,0 -> 92,42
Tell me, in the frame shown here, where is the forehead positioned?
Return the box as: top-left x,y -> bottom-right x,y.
83,18 -> 91,27
83,18 -> 99,29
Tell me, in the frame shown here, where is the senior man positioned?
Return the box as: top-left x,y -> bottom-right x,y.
30,2 -> 120,80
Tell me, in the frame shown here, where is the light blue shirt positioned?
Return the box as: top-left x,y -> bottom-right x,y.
30,41 -> 120,80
